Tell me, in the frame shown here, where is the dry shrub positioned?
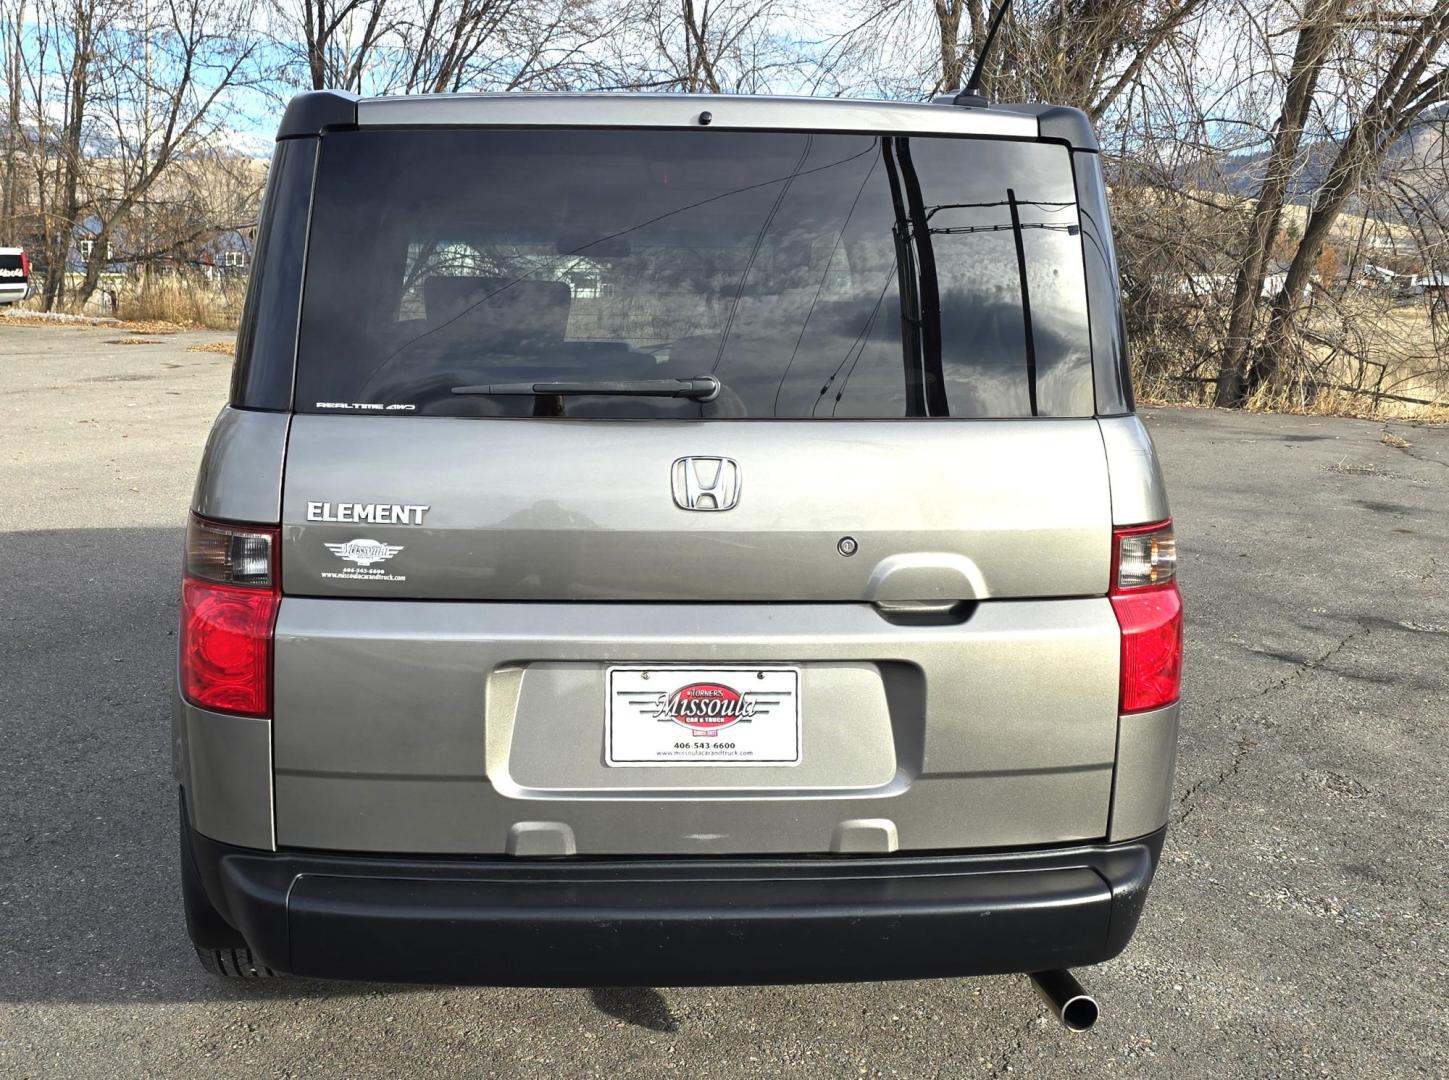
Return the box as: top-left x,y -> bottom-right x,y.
1300,387 -> 1449,424
118,270 -> 245,331
1126,284 -> 1449,423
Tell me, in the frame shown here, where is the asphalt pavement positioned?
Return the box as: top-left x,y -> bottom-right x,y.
1,321 -> 1446,1078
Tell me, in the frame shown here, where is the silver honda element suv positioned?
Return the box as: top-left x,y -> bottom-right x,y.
175,89 -> 1181,1023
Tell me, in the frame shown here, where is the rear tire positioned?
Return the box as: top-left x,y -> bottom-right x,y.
193,945 -> 276,978
179,790 -> 276,977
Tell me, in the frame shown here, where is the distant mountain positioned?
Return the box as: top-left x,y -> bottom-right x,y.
1185,105 -> 1448,204
211,127 -> 275,160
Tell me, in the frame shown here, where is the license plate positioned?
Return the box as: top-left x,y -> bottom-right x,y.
606,666 -> 801,766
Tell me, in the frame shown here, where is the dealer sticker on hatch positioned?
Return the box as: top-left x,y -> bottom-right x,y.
606,667 -> 801,766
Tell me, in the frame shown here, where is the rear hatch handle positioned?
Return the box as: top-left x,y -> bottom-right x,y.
872,598 -> 976,625
866,552 -> 987,625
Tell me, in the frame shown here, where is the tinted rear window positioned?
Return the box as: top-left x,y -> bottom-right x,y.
0,253 -> 24,274
296,128 -> 1094,418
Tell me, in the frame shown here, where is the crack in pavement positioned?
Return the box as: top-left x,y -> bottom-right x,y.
1251,621 -> 1372,700
1175,732 -> 1258,827
1176,620 -> 1371,823
1177,529 -> 1445,825
1218,619 -> 1374,711
1386,439 -> 1449,472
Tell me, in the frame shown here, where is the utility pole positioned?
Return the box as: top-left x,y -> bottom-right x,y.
2,0 -> 26,243
140,0 -> 150,294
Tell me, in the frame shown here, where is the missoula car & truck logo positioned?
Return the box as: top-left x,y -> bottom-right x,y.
325,538 -> 403,566
322,538 -> 408,582
649,682 -> 761,737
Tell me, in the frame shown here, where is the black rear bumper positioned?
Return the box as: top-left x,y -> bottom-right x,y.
185,818 -> 1165,986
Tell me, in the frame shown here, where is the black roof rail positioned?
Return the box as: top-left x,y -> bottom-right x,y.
277,90 -> 360,140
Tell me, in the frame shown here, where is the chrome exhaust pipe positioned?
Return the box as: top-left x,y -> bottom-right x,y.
1029,970 -> 1099,1031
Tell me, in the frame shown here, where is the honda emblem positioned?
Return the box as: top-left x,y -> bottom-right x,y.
672,457 -> 741,511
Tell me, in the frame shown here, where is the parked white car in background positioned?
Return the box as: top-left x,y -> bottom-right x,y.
0,247 -> 31,303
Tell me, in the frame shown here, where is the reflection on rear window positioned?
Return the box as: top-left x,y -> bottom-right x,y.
296,128 -> 1094,418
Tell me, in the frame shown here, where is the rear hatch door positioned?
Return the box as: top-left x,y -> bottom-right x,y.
270,122 -> 1122,856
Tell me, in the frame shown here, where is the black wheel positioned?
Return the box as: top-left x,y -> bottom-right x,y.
193,944 -> 276,978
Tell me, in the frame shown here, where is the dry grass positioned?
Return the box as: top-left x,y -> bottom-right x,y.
1,309 -> 224,335
1136,370 -> 1449,424
10,275 -> 238,328
1299,390 -> 1449,424
187,341 -> 235,356
0,311 -> 115,328
1132,290 -> 1449,424
119,274 -> 244,331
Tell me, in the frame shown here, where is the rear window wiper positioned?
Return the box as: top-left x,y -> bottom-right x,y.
451,375 -> 720,401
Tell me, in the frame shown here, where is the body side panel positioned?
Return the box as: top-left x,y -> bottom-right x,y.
1109,701 -> 1180,841
181,699 -> 275,850
191,406 -> 290,524
1098,415 -> 1171,526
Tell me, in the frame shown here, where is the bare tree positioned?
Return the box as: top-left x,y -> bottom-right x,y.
1243,4 -> 1449,397
823,0 -> 1210,112
2,0 -> 27,241
617,0 -> 806,93
265,0 -> 391,92
68,0 -> 260,309
263,0 -> 629,96
397,0 -> 520,93
1213,0 -> 1348,405
392,0 -> 627,94
19,0 -> 116,310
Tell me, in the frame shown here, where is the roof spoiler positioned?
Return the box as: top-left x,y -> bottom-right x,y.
275,85 -> 1095,152
927,98 -> 1099,152
277,90 -> 360,140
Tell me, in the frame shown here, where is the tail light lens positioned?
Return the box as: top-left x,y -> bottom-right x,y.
1110,520 -> 1183,713
20,250 -> 29,276
180,515 -> 280,717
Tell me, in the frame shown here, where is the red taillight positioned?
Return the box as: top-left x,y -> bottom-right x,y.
1110,520 -> 1183,714
179,516 -> 279,717
20,250 -> 29,276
